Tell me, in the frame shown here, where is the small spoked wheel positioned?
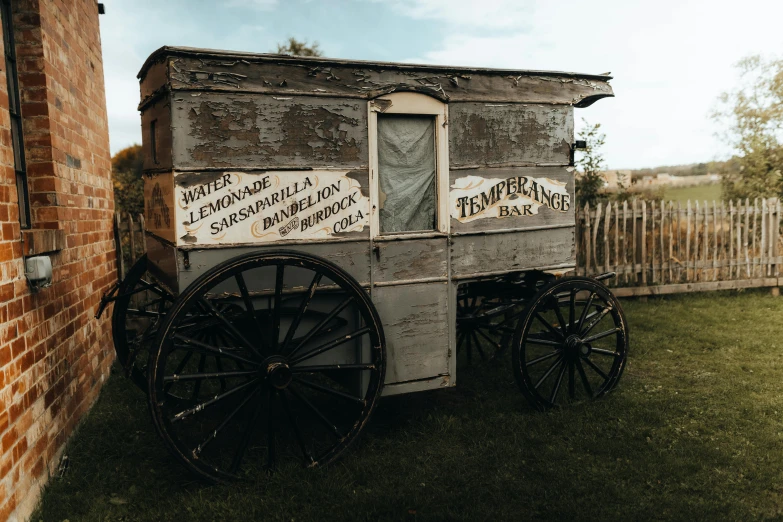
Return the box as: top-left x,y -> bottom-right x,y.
512,276 -> 628,411
148,251 -> 385,482
111,254 -> 175,391
456,281 -> 523,363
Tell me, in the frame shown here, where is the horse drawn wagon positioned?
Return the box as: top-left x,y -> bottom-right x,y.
98,46 -> 628,482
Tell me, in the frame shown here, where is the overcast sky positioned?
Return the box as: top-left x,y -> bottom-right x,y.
99,0 -> 783,170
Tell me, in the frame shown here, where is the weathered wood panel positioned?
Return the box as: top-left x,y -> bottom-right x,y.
141,96 -> 173,171
138,58 -> 169,106
145,233 -> 179,293
450,227 -> 575,278
448,103 -> 573,167
373,238 -> 448,284
449,167 -> 574,234
176,240 -> 371,292
171,93 -> 368,169
149,50 -> 613,106
372,283 -> 450,385
143,172 -> 176,243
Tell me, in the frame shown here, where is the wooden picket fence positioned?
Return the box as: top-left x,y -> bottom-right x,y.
113,212 -> 146,280
113,200 -> 783,298
576,198 -> 783,297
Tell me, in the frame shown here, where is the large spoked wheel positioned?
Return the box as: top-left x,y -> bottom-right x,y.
148,250 -> 386,482
512,276 -> 628,411
111,254 -> 174,391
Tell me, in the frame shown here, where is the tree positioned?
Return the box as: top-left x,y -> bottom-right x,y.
112,144 -> 144,215
712,55 -> 783,200
574,120 -> 607,207
275,37 -> 323,57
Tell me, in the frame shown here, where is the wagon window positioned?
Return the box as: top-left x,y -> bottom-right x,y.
377,114 -> 437,234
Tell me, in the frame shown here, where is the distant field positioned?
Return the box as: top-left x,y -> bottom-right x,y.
660,183 -> 722,204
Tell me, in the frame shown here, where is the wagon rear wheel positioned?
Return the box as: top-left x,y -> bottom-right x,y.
148,251 -> 386,482
512,276 -> 628,411
111,254 -> 174,391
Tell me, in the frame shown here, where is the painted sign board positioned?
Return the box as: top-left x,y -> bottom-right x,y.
156,170 -> 370,246
449,175 -> 571,223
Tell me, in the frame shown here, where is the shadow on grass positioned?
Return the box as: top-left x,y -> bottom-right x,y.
33,289 -> 783,521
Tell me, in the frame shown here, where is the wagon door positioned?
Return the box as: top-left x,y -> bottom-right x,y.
368,93 -> 453,395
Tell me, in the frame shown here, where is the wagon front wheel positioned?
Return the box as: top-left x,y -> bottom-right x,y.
148,251 -> 386,482
512,276 -> 628,411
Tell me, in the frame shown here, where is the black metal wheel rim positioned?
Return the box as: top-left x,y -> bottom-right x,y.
148,250 -> 386,482
111,254 -> 174,391
512,276 -> 628,410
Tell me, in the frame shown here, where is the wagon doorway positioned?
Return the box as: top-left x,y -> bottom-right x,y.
368,92 -> 453,393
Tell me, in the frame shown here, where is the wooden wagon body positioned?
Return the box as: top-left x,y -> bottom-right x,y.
136,46 -> 614,396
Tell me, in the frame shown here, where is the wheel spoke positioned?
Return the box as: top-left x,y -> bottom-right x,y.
534,313 -> 564,339
471,331 -> 486,360
582,356 -> 609,380
576,292 -> 596,333
287,297 -> 354,358
526,335 -> 561,347
193,383 -> 261,458
280,390 -> 315,465
550,296 -> 568,336
200,298 -> 261,358
576,358 -> 594,397
288,385 -> 343,438
534,355 -> 563,390
568,290 -> 576,334
228,387 -> 266,473
549,360 -> 568,403
272,264 -> 285,352
582,327 -> 621,344
172,333 -> 261,367
526,349 -> 561,367
235,272 -> 266,342
591,347 -> 622,358
164,351 -> 193,394
564,309 -> 600,332
192,354 -> 206,400
290,363 -> 375,373
474,327 -> 502,353
580,306 -> 612,336
289,327 -> 371,366
164,369 -> 259,382
293,377 -> 365,405
170,378 -> 259,423
281,272 -> 323,354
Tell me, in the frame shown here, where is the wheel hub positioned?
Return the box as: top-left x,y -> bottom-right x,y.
564,335 -> 590,358
263,356 -> 293,389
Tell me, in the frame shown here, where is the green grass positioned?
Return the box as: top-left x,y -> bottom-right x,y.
33,290 -> 783,521
660,184 -> 723,204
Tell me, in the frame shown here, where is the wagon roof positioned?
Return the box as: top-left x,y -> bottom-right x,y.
138,45 -> 614,82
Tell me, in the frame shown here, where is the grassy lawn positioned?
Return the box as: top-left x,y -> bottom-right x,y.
33,290 -> 783,521
660,183 -> 723,204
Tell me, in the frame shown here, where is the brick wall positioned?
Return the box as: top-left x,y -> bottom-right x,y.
0,0 -> 115,520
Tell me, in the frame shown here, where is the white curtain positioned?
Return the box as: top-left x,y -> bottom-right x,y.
377,115 -> 437,233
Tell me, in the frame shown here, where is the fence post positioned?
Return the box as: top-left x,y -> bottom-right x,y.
584,202 -> 591,277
